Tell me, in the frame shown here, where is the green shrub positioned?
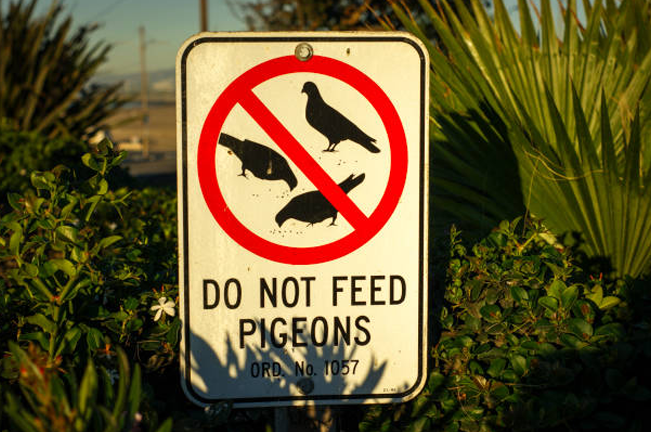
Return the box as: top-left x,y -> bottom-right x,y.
0,140 -> 276,430
0,140 -> 181,429
393,0 -> 651,277
3,343 -> 172,432
360,218 -> 651,431
0,122 -> 88,198
0,0 -> 125,139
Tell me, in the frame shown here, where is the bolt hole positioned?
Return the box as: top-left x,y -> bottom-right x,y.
295,43 -> 313,61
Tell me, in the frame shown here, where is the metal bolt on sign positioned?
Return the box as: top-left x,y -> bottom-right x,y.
295,43 -> 313,61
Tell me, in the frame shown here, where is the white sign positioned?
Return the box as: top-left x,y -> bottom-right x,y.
176,32 -> 429,407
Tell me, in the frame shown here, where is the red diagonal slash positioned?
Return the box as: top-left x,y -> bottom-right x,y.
238,89 -> 369,229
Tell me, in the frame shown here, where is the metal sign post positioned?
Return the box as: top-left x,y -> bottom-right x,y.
176,32 -> 429,409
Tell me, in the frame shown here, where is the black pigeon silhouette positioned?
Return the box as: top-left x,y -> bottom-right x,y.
275,173 -> 366,227
302,82 -> 380,153
218,133 -> 298,190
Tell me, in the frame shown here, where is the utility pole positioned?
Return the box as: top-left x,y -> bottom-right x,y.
200,0 -> 208,32
139,25 -> 150,158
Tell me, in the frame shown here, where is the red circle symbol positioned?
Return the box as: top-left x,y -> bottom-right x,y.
197,55 -> 407,265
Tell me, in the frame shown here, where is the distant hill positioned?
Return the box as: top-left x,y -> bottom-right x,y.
93,68 -> 175,101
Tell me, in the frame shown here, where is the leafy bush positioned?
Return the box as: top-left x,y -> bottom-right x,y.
0,0 -> 125,139
3,343 -> 172,432
360,218 -> 651,431
0,122 -> 88,199
393,0 -> 651,277
0,141 -> 179,430
0,141 -> 276,430
1,137 -> 649,431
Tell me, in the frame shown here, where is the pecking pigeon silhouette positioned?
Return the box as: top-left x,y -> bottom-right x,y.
218,133 -> 298,190
275,173 -> 366,227
302,82 -> 380,153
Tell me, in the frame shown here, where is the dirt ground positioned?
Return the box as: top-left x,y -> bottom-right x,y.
108,102 -> 176,153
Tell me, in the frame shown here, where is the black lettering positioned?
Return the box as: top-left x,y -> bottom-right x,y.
332,276 -> 346,306
273,362 -> 282,376
390,275 -> 406,305
310,316 -> 328,347
262,362 -> 271,377
295,361 -> 305,376
351,275 -> 366,305
292,317 -> 307,347
333,316 -> 351,346
239,319 -> 256,348
260,278 -> 277,308
203,279 -> 219,309
301,276 -> 315,307
270,318 -> 287,348
282,277 -> 299,307
370,275 -> 386,305
224,278 -> 242,309
251,362 -> 260,377
260,318 -> 266,348
354,315 -> 371,345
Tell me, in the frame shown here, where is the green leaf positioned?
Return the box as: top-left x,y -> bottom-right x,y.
55,225 -> 78,243
26,314 -> 56,334
82,153 -> 101,171
586,285 -> 604,305
23,262 -> 39,278
3,393 -> 41,432
86,328 -> 104,351
55,326 -> 82,356
78,359 -> 98,421
538,296 -> 559,312
128,364 -> 142,418
110,150 -> 128,167
97,178 -> 109,195
18,332 -> 49,350
509,354 -> 527,376
427,372 -> 445,391
561,285 -> 579,309
487,358 -> 507,378
97,235 -> 122,250
598,296 -> 621,310
594,323 -> 625,341
153,418 -> 174,432
49,259 -> 77,277
568,318 -> 593,339
112,348 -> 130,419
480,304 -> 502,322
7,193 -> 23,211
560,333 -> 586,349
548,280 -> 566,299
30,171 -> 52,189
501,370 -> 518,383
510,285 -> 529,303
123,297 -> 139,311
9,229 -> 23,255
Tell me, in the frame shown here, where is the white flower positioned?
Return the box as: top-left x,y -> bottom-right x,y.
106,369 -> 119,385
150,296 -> 176,321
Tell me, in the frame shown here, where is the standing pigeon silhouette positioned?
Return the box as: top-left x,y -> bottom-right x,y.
275,173 -> 366,227
218,133 -> 298,190
302,82 -> 380,153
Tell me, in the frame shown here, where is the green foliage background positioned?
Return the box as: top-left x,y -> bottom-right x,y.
0,0 -> 125,139
1,0 -> 651,430
393,0 -> 651,278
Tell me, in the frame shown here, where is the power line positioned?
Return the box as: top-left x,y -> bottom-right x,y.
90,0 -> 130,22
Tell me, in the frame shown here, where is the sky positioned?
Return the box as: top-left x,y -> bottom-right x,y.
32,0 -> 247,76
27,0 -> 533,78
